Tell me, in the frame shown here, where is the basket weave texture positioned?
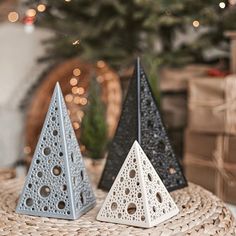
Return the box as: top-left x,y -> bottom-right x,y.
0,178 -> 235,236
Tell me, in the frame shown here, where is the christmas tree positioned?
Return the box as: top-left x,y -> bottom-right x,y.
80,77 -> 107,162
26,0 -> 236,67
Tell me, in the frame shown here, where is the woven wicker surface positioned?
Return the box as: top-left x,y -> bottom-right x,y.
0,178 -> 235,236
0,169 -> 16,182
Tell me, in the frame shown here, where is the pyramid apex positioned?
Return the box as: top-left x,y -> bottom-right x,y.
133,140 -> 140,146
135,57 -> 141,71
55,82 -> 62,93
133,140 -> 141,151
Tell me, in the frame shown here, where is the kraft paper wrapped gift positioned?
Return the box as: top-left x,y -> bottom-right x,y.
161,93 -> 187,129
160,64 -> 209,92
167,130 -> 184,161
188,75 -> 236,135
184,130 -> 236,204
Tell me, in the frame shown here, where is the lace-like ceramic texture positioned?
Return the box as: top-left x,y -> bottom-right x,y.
97,141 -> 179,228
99,59 -> 187,192
16,83 -> 95,220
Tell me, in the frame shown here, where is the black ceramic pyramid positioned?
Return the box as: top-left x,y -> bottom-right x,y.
98,58 -> 187,192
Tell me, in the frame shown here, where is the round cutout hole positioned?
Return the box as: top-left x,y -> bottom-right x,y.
120,177 -> 124,182
118,213 -> 122,218
137,193 -> 142,198
43,147 -> 51,156
52,130 -> 58,136
61,184 -> 67,191
111,202 -> 118,211
156,192 -> 162,203
127,203 -> 136,215
58,201 -> 65,209
52,116 -> 56,121
125,188 -> 130,195
129,169 -> 136,178
141,215 -> 145,221
39,186 -> 51,197
73,176 -> 78,186
153,206 -> 156,212
80,192 -> 84,205
25,198 -> 33,207
148,173 -> 152,181
169,167 -> 176,174
147,120 -> 153,128
52,165 -> 62,176
43,206 -> 48,211
80,170 -> 84,180
158,140 -> 165,151
37,172 -> 43,178
71,153 -> 74,162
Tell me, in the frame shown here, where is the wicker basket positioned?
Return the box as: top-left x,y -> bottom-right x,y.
0,178 -> 235,236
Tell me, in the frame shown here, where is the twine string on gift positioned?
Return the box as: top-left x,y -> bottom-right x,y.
184,135 -> 236,200
213,135 -> 236,198
213,76 -> 236,133
189,76 -> 236,134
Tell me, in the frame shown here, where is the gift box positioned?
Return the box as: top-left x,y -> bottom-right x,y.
167,129 -> 184,161
188,75 -> 236,135
161,93 -> 187,160
161,92 -> 187,129
160,64 -> 210,92
184,130 -> 236,204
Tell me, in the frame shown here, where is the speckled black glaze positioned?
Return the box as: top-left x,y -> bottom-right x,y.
98,58 -> 187,192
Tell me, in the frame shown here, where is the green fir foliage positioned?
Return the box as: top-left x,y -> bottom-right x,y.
80,77 -> 107,160
27,0 -> 236,67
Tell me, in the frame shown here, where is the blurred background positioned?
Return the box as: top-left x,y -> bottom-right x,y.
0,0 -> 236,214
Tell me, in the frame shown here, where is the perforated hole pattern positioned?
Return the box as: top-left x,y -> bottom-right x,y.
98,143 -> 178,225
17,85 -> 95,218
99,62 -> 187,192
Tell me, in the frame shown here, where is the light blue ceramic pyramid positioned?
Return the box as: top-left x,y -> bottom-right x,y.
16,83 -> 96,219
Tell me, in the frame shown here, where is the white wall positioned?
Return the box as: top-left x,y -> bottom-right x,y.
0,22 -> 51,167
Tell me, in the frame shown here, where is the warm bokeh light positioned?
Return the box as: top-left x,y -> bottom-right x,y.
72,40 -> 80,45
65,94 -> 73,103
70,78 -> 78,86
80,145 -> 86,152
229,0 -> 236,5
72,86 -> 79,94
24,146 -> 31,154
77,87 -> 85,95
96,76 -> 104,83
77,110 -> 84,120
97,60 -> 106,68
219,2 -> 226,8
73,122 -> 80,130
26,9 -> 37,17
80,97 -> 88,105
8,12 -> 19,23
65,0 -> 71,2
192,20 -> 200,28
73,97 -> 80,104
73,68 -> 81,76
37,4 -> 46,12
